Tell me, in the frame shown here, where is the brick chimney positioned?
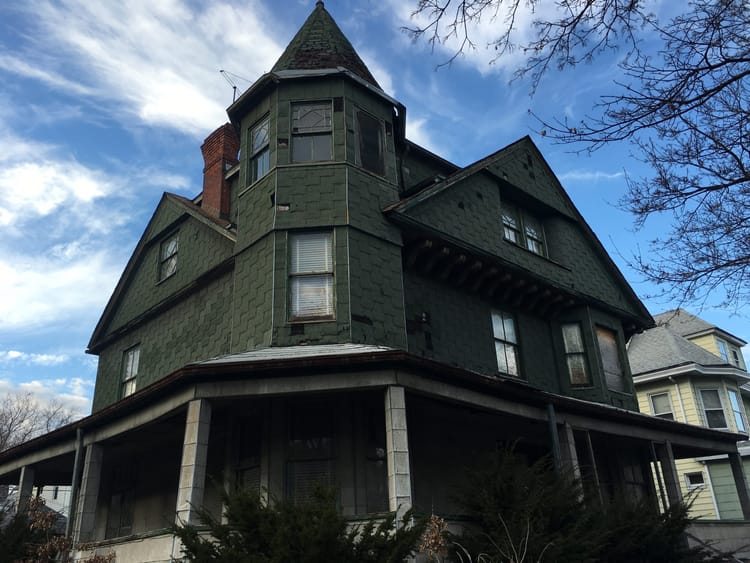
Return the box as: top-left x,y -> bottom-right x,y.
200,123 -> 240,220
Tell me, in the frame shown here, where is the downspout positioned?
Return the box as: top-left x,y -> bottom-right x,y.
65,427 -> 84,538
669,376 -> 688,423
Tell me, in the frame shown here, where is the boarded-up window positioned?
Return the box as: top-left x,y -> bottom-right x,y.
596,326 -> 625,392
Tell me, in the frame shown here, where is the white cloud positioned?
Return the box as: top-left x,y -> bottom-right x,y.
558,169 -> 625,183
9,1 -> 285,137
0,249 -> 120,331
405,116 -> 450,158
0,377 -> 92,417
0,351 -> 69,366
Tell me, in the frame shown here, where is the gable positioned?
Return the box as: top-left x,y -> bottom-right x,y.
88,194 -> 236,352
386,137 -> 650,325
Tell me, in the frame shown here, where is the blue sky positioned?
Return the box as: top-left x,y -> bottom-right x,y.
0,0 -> 746,417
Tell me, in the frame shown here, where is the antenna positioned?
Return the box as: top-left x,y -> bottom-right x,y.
220,70 -> 254,103
220,69 -> 238,103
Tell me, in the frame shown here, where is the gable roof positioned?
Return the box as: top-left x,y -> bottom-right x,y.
385,136 -> 652,328
271,1 -> 380,89
628,325 -> 728,375
87,193 -> 236,352
654,308 -> 747,345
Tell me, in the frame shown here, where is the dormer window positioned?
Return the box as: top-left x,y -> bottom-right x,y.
501,203 -> 546,256
291,102 -> 332,162
356,110 -> 384,176
158,232 -> 179,281
249,115 -> 270,183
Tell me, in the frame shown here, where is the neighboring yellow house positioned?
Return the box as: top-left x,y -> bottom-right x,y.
629,309 -> 750,520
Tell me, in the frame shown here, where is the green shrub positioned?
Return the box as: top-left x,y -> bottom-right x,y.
173,486 -> 424,563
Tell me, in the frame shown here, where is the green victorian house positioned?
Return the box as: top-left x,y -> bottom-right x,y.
1,3 -> 748,561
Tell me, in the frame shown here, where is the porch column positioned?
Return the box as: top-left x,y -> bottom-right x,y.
653,441 -> 682,506
728,452 -> 750,520
558,423 -> 581,482
15,465 -> 34,513
73,444 -> 104,543
385,386 -> 412,522
175,399 -> 212,525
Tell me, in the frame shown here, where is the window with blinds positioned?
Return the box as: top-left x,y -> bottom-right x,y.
289,231 -> 334,321
562,322 -> 589,385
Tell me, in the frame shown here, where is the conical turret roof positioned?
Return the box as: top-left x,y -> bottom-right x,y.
272,1 -> 380,88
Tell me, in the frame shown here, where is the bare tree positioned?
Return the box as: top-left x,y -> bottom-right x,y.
0,392 -> 76,452
407,1 -> 750,308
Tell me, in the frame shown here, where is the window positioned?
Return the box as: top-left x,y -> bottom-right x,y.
234,415 -> 262,492
649,392 -> 675,420
106,465 -> 135,539
685,471 -> 705,489
596,326 -> 626,392
501,203 -> 546,256
289,232 -> 334,321
356,110 -> 384,175
291,102 -> 332,162
158,232 -> 179,281
731,348 -> 742,367
717,340 -> 729,362
249,115 -> 270,182
699,389 -> 727,429
561,323 -> 589,385
286,402 -> 335,504
728,389 -> 747,432
492,310 -> 520,377
121,345 -> 140,398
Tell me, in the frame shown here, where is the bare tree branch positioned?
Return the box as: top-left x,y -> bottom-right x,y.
407,0 -> 750,308
0,393 -> 76,452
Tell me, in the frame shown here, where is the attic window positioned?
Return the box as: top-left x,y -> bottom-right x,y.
356,110 -> 384,176
501,202 -> 546,256
291,102 -> 332,162
249,115 -> 270,183
158,232 -> 179,281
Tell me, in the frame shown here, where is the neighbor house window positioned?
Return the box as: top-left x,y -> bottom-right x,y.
291,102 -> 332,162
492,310 -> 520,377
684,471 -> 705,489
728,389 -> 747,433
121,345 -> 140,398
249,115 -> 270,182
596,326 -> 626,393
561,322 -> 589,385
717,340 -> 729,362
289,231 -> 334,321
356,110 -> 384,175
158,232 -> 179,281
699,389 -> 727,429
649,392 -> 674,420
501,203 -> 546,256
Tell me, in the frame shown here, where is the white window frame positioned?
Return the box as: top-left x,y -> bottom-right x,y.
698,388 -> 728,429
288,231 -> 335,321
727,389 -> 747,433
158,232 -> 179,282
717,339 -> 729,362
561,322 -> 590,386
648,392 -> 675,420
492,310 -> 520,377
249,115 -> 270,183
501,202 -> 547,257
121,345 -> 140,398
684,471 -> 705,489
